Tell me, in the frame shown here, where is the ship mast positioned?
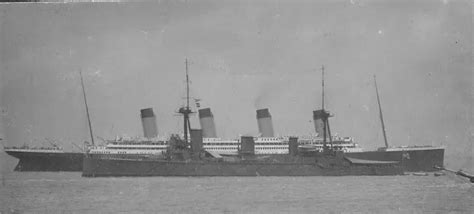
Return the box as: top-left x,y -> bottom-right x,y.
321,66 -> 327,149
374,75 -> 389,148
320,65 -> 333,151
322,65 -> 325,110
79,70 -> 95,146
179,59 -> 193,144
186,59 -> 190,110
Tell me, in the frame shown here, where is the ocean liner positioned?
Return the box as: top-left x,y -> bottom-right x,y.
82,62 -> 404,177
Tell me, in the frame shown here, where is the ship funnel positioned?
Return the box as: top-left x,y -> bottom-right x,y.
198,108 -> 217,138
256,108 -> 274,137
240,136 -> 255,155
313,110 -> 324,137
313,110 -> 332,137
190,129 -> 203,154
140,108 -> 158,138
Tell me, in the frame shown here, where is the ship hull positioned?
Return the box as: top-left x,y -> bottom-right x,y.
5,148 -> 444,172
5,151 -> 83,171
82,156 -> 403,177
345,148 -> 444,172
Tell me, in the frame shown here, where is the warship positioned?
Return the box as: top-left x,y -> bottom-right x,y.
82,62 -> 404,177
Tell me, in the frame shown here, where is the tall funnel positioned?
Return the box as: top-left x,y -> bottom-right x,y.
256,108 -> 274,137
198,108 -> 217,138
140,108 -> 158,138
313,110 -> 331,137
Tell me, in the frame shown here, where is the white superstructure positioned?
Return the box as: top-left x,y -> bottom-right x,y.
88,135 -> 362,156
203,137 -> 290,155
298,135 -> 363,153
88,136 -> 168,156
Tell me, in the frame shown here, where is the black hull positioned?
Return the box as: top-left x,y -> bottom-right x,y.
5,148 -> 444,172
5,151 -> 83,172
82,156 -> 404,177
346,148 -> 444,172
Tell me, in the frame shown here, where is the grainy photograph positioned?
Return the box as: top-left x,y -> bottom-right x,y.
0,0 -> 472,213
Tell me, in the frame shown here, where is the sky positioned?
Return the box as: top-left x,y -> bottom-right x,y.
0,0 -> 472,171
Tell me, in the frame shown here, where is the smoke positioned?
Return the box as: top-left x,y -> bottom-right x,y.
253,75 -> 288,109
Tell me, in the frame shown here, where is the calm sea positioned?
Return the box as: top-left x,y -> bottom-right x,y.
0,172 -> 472,214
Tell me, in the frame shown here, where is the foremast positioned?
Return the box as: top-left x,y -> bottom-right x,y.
79,70 -> 95,146
319,65 -> 333,153
178,59 -> 193,145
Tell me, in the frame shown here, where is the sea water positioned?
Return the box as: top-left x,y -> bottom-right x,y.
0,172 -> 472,213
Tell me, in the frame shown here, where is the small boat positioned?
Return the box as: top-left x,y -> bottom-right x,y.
412,172 -> 429,176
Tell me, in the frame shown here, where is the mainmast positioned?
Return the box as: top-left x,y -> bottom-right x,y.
179,59 -> 193,144
79,70 -> 95,146
321,66 -> 327,148
319,65 -> 333,151
374,75 -> 389,148
322,65 -> 325,110
186,59 -> 190,110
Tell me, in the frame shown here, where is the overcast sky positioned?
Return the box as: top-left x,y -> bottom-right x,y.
0,0 -> 471,170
